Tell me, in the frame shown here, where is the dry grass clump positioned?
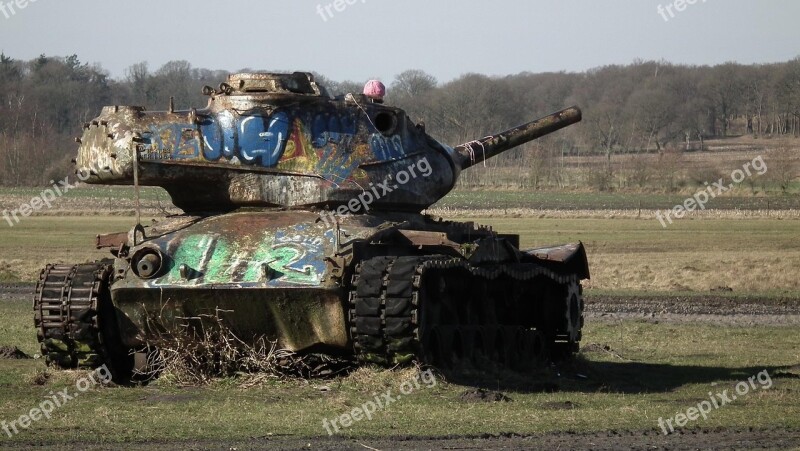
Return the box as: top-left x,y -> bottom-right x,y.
585,251 -> 800,293
142,310 -> 354,387
0,260 -> 26,282
25,366 -> 115,389
340,365 -> 429,393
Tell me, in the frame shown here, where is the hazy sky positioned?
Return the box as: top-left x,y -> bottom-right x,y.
1,0 -> 798,83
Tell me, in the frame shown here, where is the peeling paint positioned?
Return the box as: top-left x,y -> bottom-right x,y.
73,72 -> 579,213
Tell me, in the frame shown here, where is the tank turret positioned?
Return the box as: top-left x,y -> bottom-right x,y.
75,72 -> 580,213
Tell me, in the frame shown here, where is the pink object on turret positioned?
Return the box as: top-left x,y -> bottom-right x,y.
363,80 -> 386,100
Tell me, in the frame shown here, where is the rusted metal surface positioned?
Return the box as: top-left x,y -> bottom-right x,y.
96,232 -> 127,249
397,230 -> 460,248
103,210 -> 589,355
121,212 -> 343,289
74,72 -> 580,214
525,242 -> 591,280
350,254 -> 585,366
452,107 -> 582,170
113,287 -> 349,352
107,211 -> 398,351
38,72 -> 590,381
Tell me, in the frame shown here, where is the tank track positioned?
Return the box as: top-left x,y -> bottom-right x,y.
349,256 -> 423,365
349,255 -> 584,368
34,263 -> 112,370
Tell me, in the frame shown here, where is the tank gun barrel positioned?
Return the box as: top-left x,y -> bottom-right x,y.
453,106 -> 582,170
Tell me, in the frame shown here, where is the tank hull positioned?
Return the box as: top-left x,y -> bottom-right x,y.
35,210 -> 590,380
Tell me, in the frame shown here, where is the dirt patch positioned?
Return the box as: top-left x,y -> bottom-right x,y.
459,388 -> 513,403
587,293 -> 800,310
8,428 -> 799,450
0,283 -> 34,301
710,285 -> 734,293
774,371 -> 800,380
586,294 -> 800,326
0,346 -> 31,359
29,370 -> 50,386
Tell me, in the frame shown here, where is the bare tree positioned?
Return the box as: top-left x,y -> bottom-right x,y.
390,69 -> 437,98
768,145 -> 798,193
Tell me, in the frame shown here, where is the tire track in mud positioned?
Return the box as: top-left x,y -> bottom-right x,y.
0,283 -> 34,302
4,428 -> 799,450
586,294 -> 800,326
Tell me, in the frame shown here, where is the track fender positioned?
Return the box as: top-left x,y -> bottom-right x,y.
523,242 -> 590,280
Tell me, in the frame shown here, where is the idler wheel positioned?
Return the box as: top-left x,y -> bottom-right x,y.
471,328 -> 488,366
423,328 -> 446,367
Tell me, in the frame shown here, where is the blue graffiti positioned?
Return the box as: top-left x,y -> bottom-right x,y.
143,124 -> 201,160
144,108 -> 406,169
239,113 -> 290,166
311,112 -> 358,149
199,111 -> 290,166
370,134 -> 406,160
199,110 -> 236,160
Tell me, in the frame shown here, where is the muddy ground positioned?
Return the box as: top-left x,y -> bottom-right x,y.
4,285 -> 800,450
7,428 -> 800,450
586,294 -> 800,326
0,284 -> 33,302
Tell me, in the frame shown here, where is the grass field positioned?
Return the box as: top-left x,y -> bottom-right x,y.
3,185 -> 800,212
472,216 -> 800,296
0,217 -> 156,283
0,201 -> 798,446
435,190 -> 800,211
0,299 -> 798,445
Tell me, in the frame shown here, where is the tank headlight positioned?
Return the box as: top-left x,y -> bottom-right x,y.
132,248 -> 164,279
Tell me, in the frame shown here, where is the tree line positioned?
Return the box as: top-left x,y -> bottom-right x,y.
0,54 -> 798,188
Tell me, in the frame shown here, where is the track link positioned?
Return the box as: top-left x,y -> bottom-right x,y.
349,256 -> 430,365
349,256 -> 584,368
34,263 -> 111,370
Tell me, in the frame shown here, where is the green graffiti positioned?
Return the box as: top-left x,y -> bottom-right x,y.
201,238 -> 233,283
155,233 -> 321,286
242,238 -> 277,282
160,234 -> 214,284
266,243 -> 319,285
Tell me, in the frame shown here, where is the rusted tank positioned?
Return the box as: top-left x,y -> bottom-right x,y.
35,72 -> 588,381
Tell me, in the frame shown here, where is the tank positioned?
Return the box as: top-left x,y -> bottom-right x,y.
34,72 -> 589,381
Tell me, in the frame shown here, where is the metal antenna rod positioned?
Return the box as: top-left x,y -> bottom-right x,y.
133,145 -> 142,229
